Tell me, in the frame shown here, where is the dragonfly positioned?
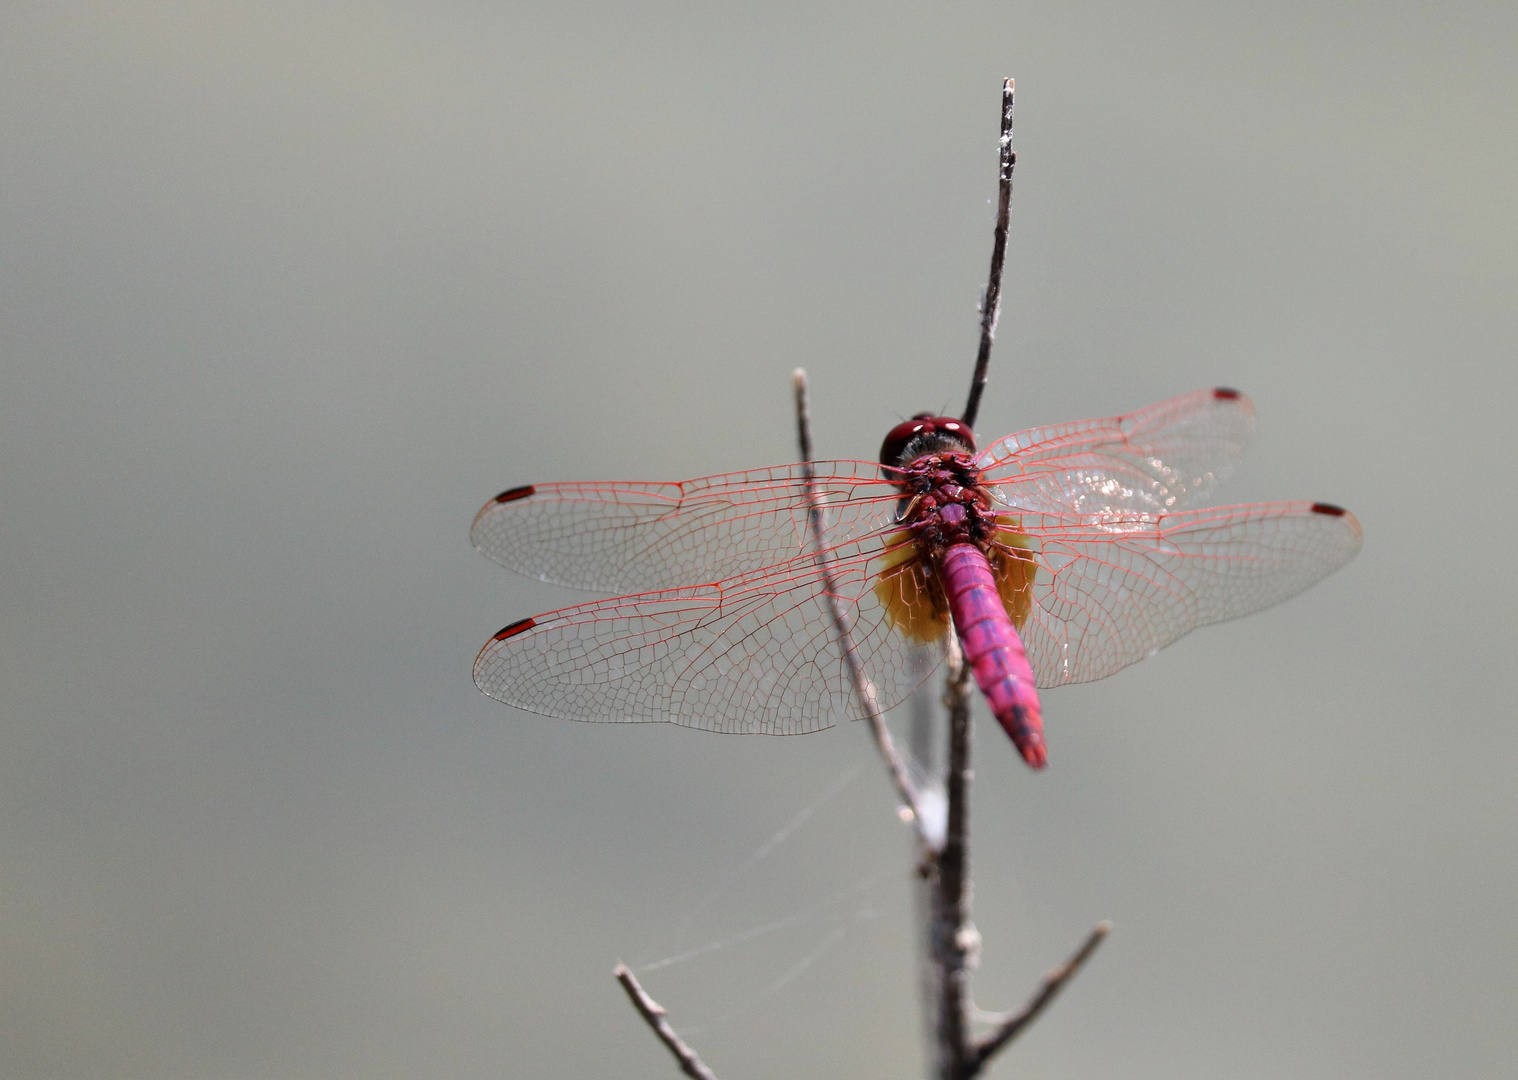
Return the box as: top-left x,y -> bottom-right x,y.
471,387 -> 1361,769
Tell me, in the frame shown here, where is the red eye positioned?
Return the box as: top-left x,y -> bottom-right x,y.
879,417 -> 934,465
878,415 -> 976,465
933,418 -> 974,450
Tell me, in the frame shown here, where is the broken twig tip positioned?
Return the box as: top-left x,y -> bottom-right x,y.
614,961 -> 718,1080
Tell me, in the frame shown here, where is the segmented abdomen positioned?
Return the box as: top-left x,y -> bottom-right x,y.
939,543 -> 1047,768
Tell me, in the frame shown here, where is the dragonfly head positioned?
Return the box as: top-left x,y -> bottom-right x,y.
879,413 -> 976,469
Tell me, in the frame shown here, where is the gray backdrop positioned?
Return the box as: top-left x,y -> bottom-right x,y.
1,3 -> 1513,1078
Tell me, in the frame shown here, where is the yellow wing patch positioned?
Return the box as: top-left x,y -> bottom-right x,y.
987,521 -> 1037,631
873,518 -> 1037,643
873,530 -> 951,644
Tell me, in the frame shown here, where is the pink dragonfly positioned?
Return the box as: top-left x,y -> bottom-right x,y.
472,387 -> 1360,769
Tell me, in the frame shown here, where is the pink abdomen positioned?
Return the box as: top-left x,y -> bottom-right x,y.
939,542 -> 1047,769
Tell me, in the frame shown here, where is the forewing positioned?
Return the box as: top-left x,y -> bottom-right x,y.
471,461 -> 898,593
473,536 -> 947,734
1013,502 -> 1362,686
980,387 -> 1256,517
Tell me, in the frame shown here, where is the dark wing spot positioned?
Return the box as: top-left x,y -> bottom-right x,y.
1213,387 -> 1242,400
1311,502 -> 1348,517
492,617 -> 537,641
493,485 -> 536,503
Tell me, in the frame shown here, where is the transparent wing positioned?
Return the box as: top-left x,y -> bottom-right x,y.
1015,501 -> 1362,686
470,461 -> 899,593
473,535 -> 947,734
980,387 -> 1256,517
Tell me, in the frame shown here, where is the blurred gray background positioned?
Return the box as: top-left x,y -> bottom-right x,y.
1,2 -> 1513,1078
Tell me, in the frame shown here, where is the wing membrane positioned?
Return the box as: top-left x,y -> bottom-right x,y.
476,502 -> 1359,730
473,535 -> 946,734
1015,501 -> 1362,686
981,387 -> 1256,517
471,461 -> 898,593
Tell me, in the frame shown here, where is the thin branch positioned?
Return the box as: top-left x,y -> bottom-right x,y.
908,647 -> 942,1067
966,922 -> 1112,1076
933,639 -> 976,1080
793,366 -> 817,463
961,78 -> 1016,433
613,963 -> 720,1080
792,369 -> 930,844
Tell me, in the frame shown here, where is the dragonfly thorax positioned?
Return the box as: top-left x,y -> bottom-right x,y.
893,452 -> 995,554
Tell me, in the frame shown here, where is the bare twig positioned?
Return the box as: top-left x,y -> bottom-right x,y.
961,78 -> 1016,433
933,640 -> 976,1079
966,922 -> 1111,1075
792,366 -> 818,464
908,647 -> 943,1065
613,963 -> 720,1080
792,369 -> 929,843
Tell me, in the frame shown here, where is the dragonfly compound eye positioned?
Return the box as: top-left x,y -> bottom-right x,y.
878,415 -> 977,466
